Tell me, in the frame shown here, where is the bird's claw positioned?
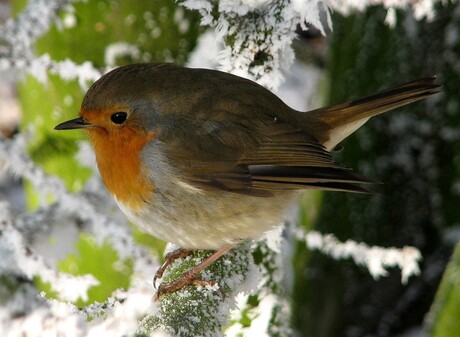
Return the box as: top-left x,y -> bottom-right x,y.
153,276 -> 217,301
152,247 -> 231,300
153,248 -> 193,289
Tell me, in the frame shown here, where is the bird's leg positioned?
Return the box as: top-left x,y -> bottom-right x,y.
154,247 -> 232,301
154,248 -> 194,288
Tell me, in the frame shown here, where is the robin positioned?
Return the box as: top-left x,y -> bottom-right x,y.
55,63 -> 440,298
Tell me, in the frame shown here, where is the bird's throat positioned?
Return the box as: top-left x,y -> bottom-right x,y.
88,127 -> 157,210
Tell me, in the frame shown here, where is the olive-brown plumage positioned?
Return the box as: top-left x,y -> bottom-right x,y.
55,63 -> 440,296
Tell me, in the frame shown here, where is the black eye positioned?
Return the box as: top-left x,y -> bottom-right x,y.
111,112 -> 127,124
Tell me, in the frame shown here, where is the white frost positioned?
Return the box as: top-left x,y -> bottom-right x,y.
182,0 -> 330,90
301,229 -> 422,283
105,42 -> 141,68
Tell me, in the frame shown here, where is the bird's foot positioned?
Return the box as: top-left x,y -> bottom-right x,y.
153,275 -> 216,301
153,248 -> 194,289
153,247 -> 232,301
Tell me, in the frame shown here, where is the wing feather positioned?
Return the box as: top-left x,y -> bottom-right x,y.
161,115 -> 374,196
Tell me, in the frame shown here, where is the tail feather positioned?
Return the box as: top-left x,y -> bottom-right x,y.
307,77 -> 441,150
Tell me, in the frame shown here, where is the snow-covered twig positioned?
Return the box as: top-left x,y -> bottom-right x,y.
298,229 -> 422,283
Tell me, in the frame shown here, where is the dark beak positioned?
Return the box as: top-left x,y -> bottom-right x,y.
55,116 -> 91,130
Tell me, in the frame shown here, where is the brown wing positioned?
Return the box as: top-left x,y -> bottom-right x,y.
161,113 -> 374,197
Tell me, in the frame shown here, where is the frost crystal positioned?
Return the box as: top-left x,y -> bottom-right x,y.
301,229 -> 422,283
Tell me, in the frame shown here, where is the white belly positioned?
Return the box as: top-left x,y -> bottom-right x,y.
117,186 -> 298,250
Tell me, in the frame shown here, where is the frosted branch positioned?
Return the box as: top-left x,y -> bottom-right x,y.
0,0 -> 78,59
180,0 -> 330,90
299,229 -> 422,283
105,42 -> 141,68
0,133 -> 68,202
138,244 -> 256,337
0,0 -> 444,89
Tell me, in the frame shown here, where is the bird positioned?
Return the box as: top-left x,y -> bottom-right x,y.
55,63 -> 440,298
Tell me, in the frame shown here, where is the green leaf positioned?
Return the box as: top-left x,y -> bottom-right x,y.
428,242 -> 460,337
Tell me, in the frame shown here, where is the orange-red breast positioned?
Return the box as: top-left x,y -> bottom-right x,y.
55,63 -> 439,295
